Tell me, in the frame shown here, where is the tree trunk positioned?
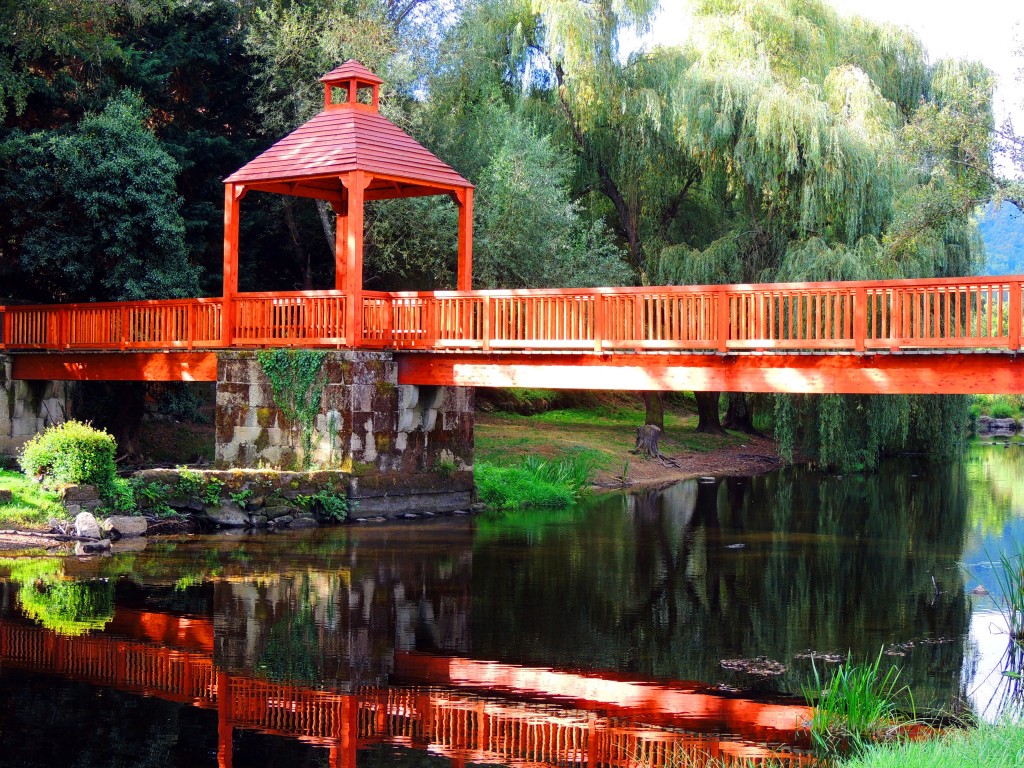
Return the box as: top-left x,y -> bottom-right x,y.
694,391 -> 726,434
643,391 -> 664,429
315,199 -> 335,258
634,425 -> 662,458
722,392 -> 762,435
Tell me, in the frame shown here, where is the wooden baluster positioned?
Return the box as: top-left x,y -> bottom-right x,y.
1010,281 -> 1021,351
717,288 -> 729,353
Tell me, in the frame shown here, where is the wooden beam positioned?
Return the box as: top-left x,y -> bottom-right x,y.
396,351 -> 1024,395
11,353 -> 218,382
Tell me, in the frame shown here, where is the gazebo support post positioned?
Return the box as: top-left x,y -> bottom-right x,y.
222,183 -> 242,346
456,188 -> 473,291
342,171 -> 368,345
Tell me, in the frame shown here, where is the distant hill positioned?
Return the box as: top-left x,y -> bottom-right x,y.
979,201 -> 1024,275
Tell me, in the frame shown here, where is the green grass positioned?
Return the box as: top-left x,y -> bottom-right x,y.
803,650 -> 913,757
0,470 -> 65,528
475,397 -> 746,482
992,543 -> 1024,642
838,722 -> 1024,768
474,452 -> 596,510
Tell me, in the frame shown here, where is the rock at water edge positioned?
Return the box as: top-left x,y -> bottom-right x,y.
101,515 -> 148,538
75,511 -> 101,539
204,501 -> 250,528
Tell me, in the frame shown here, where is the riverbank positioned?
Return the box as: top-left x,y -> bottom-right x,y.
475,391 -> 783,488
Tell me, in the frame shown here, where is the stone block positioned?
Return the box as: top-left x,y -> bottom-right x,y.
203,501 -> 249,527
101,515 -> 148,538
351,384 -> 373,413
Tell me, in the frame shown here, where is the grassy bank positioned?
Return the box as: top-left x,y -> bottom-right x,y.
475,391 -> 760,487
837,721 -> 1024,767
0,470 -> 64,529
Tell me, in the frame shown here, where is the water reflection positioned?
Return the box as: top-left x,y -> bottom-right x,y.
472,463 -> 971,709
3,448 -> 1024,766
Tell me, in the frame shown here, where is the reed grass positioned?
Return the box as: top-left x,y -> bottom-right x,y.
803,649 -> 913,757
991,543 -> 1024,642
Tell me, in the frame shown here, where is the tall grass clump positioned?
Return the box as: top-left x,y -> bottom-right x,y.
475,453 -> 595,510
802,650 -> 913,757
993,544 -> 1024,643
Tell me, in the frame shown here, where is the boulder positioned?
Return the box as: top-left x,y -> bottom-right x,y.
74,511 -> 101,539
264,504 -> 299,520
203,501 -> 250,528
100,515 -> 148,539
250,515 -> 268,527
288,517 -> 319,529
270,515 -> 294,527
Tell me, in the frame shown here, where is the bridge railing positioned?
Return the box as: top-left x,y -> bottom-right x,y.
2,276 -> 1021,354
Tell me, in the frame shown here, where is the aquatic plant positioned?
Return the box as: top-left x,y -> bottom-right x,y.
802,649 -> 913,757
991,543 -> 1024,642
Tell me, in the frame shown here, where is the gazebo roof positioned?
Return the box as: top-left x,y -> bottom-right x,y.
225,61 -> 471,200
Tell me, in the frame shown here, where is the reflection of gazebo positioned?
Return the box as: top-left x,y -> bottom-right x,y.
222,60 -> 474,341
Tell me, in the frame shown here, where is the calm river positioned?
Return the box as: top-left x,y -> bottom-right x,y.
1,444 -> 1022,767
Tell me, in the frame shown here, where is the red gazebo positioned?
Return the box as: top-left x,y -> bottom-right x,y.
222,60 -> 474,342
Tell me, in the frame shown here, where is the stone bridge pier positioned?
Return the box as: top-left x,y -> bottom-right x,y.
0,355 -> 72,458
215,351 -> 475,516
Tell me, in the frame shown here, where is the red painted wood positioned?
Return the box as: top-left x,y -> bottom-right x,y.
396,350 -> 1024,396
12,352 -> 218,381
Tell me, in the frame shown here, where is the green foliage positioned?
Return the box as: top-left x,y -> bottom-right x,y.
132,479 -> 175,517
229,488 -> 253,506
175,467 -> 206,500
203,478 -> 225,506
295,489 -> 348,522
19,420 -> 117,489
990,400 -> 1018,420
433,457 -> 457,479
803,650 -> 913,758
474,452 -> 595,510
256,350 -> 328,469
0,470 -> 65,528
102,476 -> 136,514
0,91 -> 198,301
838,722 -> 1024,768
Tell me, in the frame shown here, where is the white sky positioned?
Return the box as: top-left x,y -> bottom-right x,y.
634,1 -> 1024,129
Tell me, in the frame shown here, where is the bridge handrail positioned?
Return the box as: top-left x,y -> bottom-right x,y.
1,275 -> 1021,354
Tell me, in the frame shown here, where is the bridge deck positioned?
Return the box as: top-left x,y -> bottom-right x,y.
2,275 -> 1022,393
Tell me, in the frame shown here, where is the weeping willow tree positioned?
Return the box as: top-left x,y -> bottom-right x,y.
422,0 -> 988,468
648,0 -> 993,469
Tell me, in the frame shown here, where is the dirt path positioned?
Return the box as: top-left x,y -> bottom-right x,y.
590,433 -> 783,488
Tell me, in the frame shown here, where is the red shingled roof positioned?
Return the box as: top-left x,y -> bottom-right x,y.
320,59 -> 383,85
225,105 -> 471,190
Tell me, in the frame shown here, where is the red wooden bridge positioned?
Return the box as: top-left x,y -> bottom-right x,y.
0,61 -> 1019,395
4,276 -> 1023,394
0,610 -> 814,768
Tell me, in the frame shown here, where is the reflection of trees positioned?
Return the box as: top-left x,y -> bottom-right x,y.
0,558 -> 114,637
471,464 -> 971,708
964,444 -> 1024,537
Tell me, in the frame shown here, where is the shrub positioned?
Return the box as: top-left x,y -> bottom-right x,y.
990,398 -> 1018,420
295,489 -> 348,522
19,420 -> 117,489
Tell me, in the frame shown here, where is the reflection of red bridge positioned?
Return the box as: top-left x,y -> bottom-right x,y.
0,610 -> 813,768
